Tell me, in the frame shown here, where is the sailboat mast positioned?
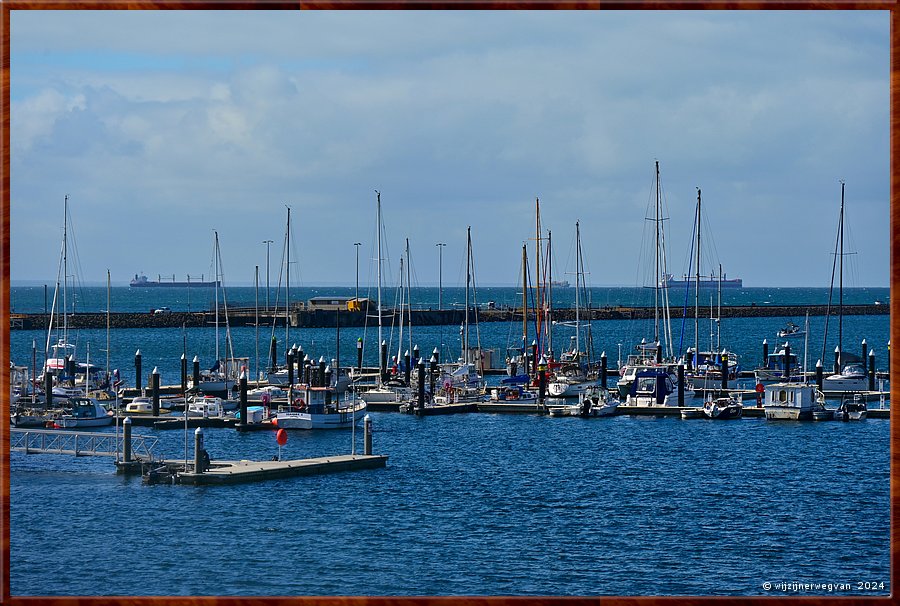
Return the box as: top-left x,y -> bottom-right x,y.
522,243 -> 528,354
654,162 -> 661,346
838,181 -> 844,362
465,226 -> 471,360
575,222 -> 581,356
63,195 -> 69,348
397,256 -> 404,367
286,206 -> 291,349
717,264 -> 722,351
406,238 -> 412,356
106,269 -> 110,381
695,188 -> 701,358
535,198 -> 542,355
375,191 -> 383,382
546,230 -> 553,358
214,231 -> 220,363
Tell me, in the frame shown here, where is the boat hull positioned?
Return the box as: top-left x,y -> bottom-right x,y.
275,404 -> 366,429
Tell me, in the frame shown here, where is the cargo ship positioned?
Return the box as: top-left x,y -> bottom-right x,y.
130,273 -> 219,288
662,273 -> 743,289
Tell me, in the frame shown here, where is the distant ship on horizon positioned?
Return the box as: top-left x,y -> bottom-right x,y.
662,273 -> 743,289
130,273 -> 219,288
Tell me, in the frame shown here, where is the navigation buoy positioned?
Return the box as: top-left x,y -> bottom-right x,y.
276,429 -> 288,446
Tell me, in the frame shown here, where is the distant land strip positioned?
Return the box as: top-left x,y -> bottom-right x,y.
9,304 -> 888,330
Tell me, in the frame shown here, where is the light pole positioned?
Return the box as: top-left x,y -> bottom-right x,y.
436,242 -> 446,310
354,242 -> 362,303
263,240 -> 273,312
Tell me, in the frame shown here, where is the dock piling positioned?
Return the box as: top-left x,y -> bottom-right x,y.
194,428 -> 205,474
869,350 -> 876,391
783,343 -> 791,380
678,364 -> 685,406
720,350 -> 728,391
862,339 -> 868,373
417,359 -> 426,412
239,370 -> 248,427
151,367 -> 160,416
135,350 -> 142,391
123,417 -> 133,463
601,352 -> 607,389
364,415 -> 372,455
816,359 -> 824,391
762,339 -> 768,367
180,354 -> 187,395
45,372 -> 53,408
192,356 -> 200,389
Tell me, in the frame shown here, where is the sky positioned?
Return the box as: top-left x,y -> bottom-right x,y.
9,10 -> 890,288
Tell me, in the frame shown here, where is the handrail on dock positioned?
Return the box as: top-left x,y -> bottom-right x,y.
10,428 -> 158,459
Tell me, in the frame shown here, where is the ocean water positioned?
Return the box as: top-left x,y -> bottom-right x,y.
10,413 -> 890,596
8,286 -> 891,596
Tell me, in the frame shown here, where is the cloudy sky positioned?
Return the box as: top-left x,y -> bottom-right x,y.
10,10 -> 889,288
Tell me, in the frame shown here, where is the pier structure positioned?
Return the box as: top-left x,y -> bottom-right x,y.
9,303 -> 889,330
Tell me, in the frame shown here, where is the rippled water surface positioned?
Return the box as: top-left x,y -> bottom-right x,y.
11,411 -> 890,596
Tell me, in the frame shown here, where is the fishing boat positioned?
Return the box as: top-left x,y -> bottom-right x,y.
55,397 -> 113,428
623,368 -> 677,407
777,322 -> 806,339
753,344 -> 804,385
833,393 -> 867,421
763,383 -> 827,421
701,395 -> 743,420
274,386 -> 366,430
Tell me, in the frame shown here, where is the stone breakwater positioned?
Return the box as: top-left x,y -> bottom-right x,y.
10,303 -> 887,330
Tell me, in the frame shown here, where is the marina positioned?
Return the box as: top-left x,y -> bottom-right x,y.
8,9 -> 890,598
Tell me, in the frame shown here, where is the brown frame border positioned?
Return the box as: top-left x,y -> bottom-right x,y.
0,2 -> 896,605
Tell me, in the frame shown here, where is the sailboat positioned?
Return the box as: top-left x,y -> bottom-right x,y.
618,161 -> 680,399
822,182 -> 869,395
681,188 -> 740,392
548,221 -> 598,398
190,231 -> 238,395
357,191 -> 413,405
436,226 -> 486,405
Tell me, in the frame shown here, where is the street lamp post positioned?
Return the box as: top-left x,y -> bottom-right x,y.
436,242 -> 446,310
263,240 -> 273,312
354,242 -> 362,303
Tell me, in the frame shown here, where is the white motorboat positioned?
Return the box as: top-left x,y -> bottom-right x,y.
623,368 -> 677,407
55,397 -> 113,428
833,394 -> 868,421
823,362 -> 869,392
186,395 -> 226,417
763,383 -> 827,421
274,385 -> 366,430
701,396 -> 743,420
777,322 -> 806,338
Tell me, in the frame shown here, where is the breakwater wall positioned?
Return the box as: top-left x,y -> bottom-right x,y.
10,303 -> 888,330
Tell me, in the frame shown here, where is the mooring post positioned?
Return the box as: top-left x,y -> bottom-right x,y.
44,372 -> 53,409
380,340 -> 388,382
287,347 -> 295,390
194,427 -> 204,474
861,339 -> 868,374
180,354 -> 187,395
192,356 -> 200,389
356,338 -> 363,375
538,356 -> 547,410
404,350 -> 411,386
412,344 -> 420,367
151,367 -> 160,416
123,417 -> 133,463
655,342 -> 662,364
600,351 -> 608,389
318,356 -> 327,387
429,352 -> 438,396
834,346 -> 841,374
363,414 -> 372,455
678,363 -> 685,407
869,349 -> 876,391
134,349 -> 142,391
762,339 -> 768,368
783,343 -> 791,380
239,370 -> 248,426
417,359 -> 426,412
